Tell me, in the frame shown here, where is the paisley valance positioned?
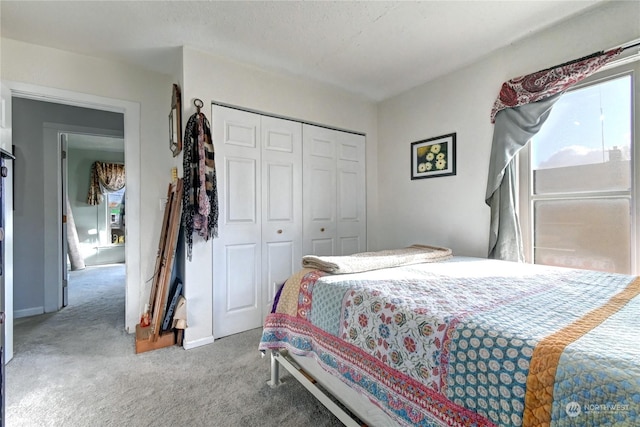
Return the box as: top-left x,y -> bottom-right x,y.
490,48 -> 622,123
87,161 -> 125,205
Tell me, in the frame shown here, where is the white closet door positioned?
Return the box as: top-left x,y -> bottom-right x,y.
337,132 -> 366,255
261,116 -> 302,317
212,105 -> 262,338
303,125 -> 337,256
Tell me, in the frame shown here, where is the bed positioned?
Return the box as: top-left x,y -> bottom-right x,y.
258,248 -> 640,426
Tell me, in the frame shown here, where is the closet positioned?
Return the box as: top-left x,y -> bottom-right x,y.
211,105 -> 365,338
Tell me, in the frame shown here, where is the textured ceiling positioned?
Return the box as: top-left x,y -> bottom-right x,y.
1,1 -> 604,101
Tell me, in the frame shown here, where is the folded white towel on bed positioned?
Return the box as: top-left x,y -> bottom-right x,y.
301,244 -> 452,274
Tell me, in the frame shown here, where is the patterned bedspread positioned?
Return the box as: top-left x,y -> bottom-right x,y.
258,257 -> 640,426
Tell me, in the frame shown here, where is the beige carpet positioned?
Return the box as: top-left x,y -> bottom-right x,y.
6,264 -> 343,426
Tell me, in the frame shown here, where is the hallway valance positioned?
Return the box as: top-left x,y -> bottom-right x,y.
87,161 -> 126,205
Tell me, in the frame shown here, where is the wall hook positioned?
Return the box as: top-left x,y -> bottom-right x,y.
194,98 -> 204,114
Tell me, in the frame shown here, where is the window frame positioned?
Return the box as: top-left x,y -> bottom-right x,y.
518,58 -> 639,274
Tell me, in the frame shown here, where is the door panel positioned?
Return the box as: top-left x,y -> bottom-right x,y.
310,168 -> 334,220
264,241 -> 294,308
265,163 -> 294,221
337,132 -> 366,255
261,116 -> 302,316
213,106 -> 261,338
310,238 -> 334,256
224,121 -> 257,148
60,134 -> 68,307
303,125 -> 337,256
225,244 -> 258,312
225,157 -> 257,223
338,169 -> 358,220
339,236 -> 361,256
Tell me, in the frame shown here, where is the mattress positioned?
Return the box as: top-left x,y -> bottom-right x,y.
259,257 -> 640,426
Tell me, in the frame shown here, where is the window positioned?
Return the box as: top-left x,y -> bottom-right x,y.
107,187 -> 125,244
520,58 -> 639,274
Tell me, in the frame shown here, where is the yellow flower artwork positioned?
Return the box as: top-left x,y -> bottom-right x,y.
411,133 -> 456,180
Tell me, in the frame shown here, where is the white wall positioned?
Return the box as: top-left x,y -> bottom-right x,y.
1,38 -> 174,332
180,46 -> 378,347
0,38 -> 378,346
4,0 -> 633,347
377,1 -> 640,258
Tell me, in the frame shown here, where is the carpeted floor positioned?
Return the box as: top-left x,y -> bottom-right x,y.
6,264 -> 343,426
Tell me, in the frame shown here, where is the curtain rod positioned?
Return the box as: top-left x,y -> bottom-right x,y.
93,160 -> 125,166
620,40 -> 640,51
537,40 -> 640,73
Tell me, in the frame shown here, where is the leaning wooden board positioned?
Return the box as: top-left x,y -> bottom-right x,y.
135,178 -> 183,353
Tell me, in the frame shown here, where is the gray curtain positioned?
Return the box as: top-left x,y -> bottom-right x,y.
485,93 -> 562,261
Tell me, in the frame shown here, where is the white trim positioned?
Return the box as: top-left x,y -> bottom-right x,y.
4,80 -> 141,333
14,307 -> 44,319
182,335 -> 215,350
42,123 -> 125,312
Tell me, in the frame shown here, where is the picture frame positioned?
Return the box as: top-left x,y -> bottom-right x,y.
169,83 -> 182,157
410,132 -> 456,180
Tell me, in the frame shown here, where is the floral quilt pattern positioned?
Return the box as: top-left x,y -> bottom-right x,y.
259,258 -> 640,427
341,287 -> 449,392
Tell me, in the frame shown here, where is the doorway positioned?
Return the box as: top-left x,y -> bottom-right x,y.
4,82 -> 142,365
63,132 -> 126,308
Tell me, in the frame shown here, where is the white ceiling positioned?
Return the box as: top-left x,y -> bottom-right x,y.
1,1 -> 605,101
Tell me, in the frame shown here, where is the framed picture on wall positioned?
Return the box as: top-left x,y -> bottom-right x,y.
410,132 -> 456,180
169,83 -> 182,157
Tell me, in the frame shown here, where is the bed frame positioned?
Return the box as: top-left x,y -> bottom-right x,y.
266,349 -> 396,427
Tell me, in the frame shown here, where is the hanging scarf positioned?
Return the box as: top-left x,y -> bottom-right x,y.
182,111 -> 219,261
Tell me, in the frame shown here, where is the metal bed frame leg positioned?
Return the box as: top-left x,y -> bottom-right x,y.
267,350 -> 282,388
264,349 -> 365,426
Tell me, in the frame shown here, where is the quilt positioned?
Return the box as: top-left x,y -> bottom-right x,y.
301,244 -> 452,274
259,257 -> 640,426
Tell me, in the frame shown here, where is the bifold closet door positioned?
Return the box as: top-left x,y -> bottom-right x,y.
303,124 -> 366,257
336,131 -> 366,255
260,116 -> 302,318
302,125 -> 337,256
212,106 -> 303,338
212,105 -> 262,339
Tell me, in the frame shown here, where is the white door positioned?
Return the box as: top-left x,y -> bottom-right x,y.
0,82 -> 13,365
336,132 -> 366,255
261,116 -> 302,316
60,133 -> 69,307
302,125 -> 337,256
212,105 -> 262,338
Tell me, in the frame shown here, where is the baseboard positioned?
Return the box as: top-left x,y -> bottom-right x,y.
183,335 -> 214,350
14,307 -> 44,319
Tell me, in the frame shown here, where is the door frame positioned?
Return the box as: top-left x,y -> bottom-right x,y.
43,124 -> 125,311
60,132 -> 68,308
5,80 -> 141,333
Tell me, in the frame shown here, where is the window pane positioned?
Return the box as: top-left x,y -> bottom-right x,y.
534,198 -> 630,274
532,75 -> 631,194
